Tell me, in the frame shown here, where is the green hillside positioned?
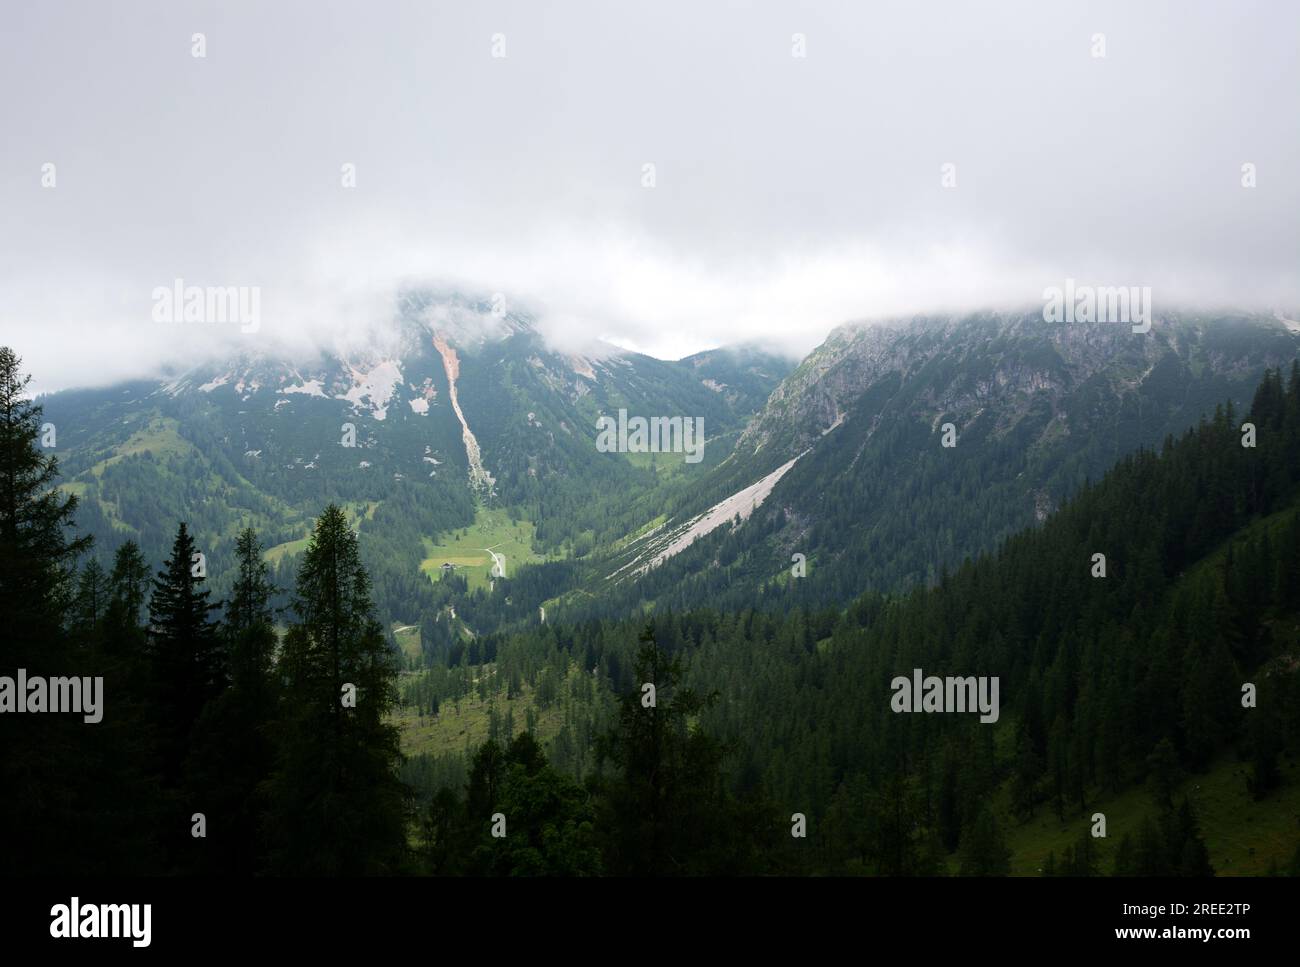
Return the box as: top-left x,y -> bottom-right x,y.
394,363 -> 1300,876
419,506 -> 544,592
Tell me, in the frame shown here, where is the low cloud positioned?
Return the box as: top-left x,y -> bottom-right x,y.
2,0 -> 1296,392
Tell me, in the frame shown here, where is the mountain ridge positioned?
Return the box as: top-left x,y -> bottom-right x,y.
31,303 -> 1300,640
567,310 -> 1300,620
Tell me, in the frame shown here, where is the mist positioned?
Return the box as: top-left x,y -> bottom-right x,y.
1,0 -> 1296,392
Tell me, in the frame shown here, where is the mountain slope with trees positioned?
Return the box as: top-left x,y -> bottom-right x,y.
399,362 -> 1300,874
569,312 -> 1300,620
5,344 -> 1299,876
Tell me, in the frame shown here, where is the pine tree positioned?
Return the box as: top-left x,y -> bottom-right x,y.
264,504 -> 409,874
1246,680 -> 1282,800
183,528 -> 280,874
225,527 -> 276,700
101,540 -> 153,715
0,346 -> 90,669
868,771 -> 933,876
1146,738 -> 1181,812
146,522 -> 224,786
592,623 -> 760,874
1067,828 -> 1098,876
0,347 -> 91,874
1009,727 -> 1042,821
108,540 -> 151,627
1135,816 -> 1166,875
73,558 -> 108,640
957,804 -> 1011,875
1172,797 -> 1214,876
420,787 -> 461,874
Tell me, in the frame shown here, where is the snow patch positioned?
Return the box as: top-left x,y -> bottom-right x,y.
339,360 -> 402,421
279,378 -> 328,399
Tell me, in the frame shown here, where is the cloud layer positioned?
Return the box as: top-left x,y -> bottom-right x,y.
2,0 -> 1296,391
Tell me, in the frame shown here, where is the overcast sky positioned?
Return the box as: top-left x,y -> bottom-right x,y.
2,0 -> 1297,392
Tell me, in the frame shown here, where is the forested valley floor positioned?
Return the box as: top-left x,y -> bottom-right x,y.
4,346 -> 1300,876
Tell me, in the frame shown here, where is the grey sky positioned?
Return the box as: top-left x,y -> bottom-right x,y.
2,0 -> 1297,391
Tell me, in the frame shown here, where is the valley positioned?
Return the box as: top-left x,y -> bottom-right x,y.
418,506 -> 541,593
15,302 -> 1300,878
38,305 -> 1300,641
6,0 -> 1299,902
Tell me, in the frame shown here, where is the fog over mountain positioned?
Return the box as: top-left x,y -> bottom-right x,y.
2,0 -> 1297,392
8,0 -> 1300,903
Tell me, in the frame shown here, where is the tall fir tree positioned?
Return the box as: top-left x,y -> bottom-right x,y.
264,505 -> 409,874
592,623 -> 763,874
146,522 -> 224,787
225,527 -> 277,701
957,804 -> 1011,876
73,558 -> 108,643
184,527 -> 280,874
108,540 -> 151,641
0,346 -> 90,668
0,347 -> 91,874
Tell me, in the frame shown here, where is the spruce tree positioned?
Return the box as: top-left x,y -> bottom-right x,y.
109,540 -> 151,625
957,805 -> 1011,875
1172,797 -> 1215,876
0,346 -> 90,668
264,504 -> 409,874
146,522 -> 224,786
225,527 -> 277,700
184,527 -> 280,873
0,347 -> 91,874
73,558 -> 108,639
105,539 -> 151,670
1067,828 -> 1098,876
593,623 -> 758,874
1135,816 -> 1166,875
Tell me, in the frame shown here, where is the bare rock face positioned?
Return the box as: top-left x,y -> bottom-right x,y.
739,311 -> 1299,463
584,310 -> 1299,616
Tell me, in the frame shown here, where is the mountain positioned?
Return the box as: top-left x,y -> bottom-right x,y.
38,293 -> 794,628
573,311 -> 1300,619
12,309 -> 1300,879
36,302 -> 1300,643
675,344 -> 797,416
398,362 -> 1300,876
